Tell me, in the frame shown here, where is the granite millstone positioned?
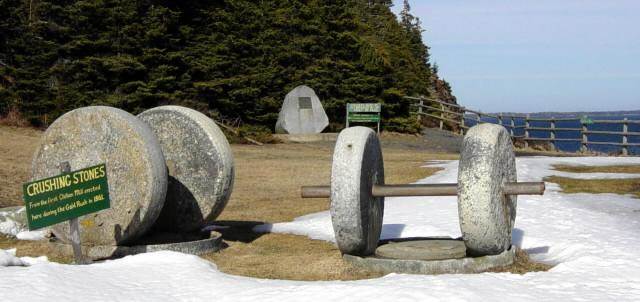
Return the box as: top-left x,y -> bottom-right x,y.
457,123 -> 517,256
31,106 -> 167,246
375,239 -> 467,261
330,127 -> 384,256
138,106 -> 235,232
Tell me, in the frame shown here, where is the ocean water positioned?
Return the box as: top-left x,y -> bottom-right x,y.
464,114 -> 640,155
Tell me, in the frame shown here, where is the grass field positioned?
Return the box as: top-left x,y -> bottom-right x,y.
0,125 -> 579,279
0,126 -> 41,209
0,125 -> 463,279
549,164 -> 640,198
552,164 -> 640,174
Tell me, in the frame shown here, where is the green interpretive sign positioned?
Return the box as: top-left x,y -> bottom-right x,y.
23,163 -> 110,230
346,103 -> 382,133
347,103 -> 381,113
348,113 -> 381,122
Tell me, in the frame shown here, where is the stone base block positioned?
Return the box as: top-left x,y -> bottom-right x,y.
49,231 -> 223,260
344,238 -> 515,275
273,133 -> 338,143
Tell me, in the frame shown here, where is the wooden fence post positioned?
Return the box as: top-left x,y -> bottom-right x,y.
402,97 -> 635,156
581,121 -> 588,153
550,117 -> 556,151
509,116 -> 515,137
524,114 -> 530,149
460,108 -> 465,135
622,118 -> 629,156
439,103 -> 444,130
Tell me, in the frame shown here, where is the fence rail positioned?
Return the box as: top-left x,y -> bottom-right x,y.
408,96 -> 637,155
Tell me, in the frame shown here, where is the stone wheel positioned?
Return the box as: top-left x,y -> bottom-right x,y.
138,106 -> 235,232
31,106 -> 167,246
457,123 -> 517,256
330,127 -> 384,256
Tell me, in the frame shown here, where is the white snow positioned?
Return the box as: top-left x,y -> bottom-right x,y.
15,229 -> 49,240
0,207 -> 25,236
0,206 -> 49,240
0,249 -> 26,266
0,248 -> 48,267
2,156 -> 640,301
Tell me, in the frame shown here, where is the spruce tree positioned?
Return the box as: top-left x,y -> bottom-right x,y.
0,0 -> 455,133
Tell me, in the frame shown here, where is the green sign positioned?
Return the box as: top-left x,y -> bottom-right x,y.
346,103 -> 382,133
347,103 -> 381,113
23,164 -> 110,230
348,113 -> 381,122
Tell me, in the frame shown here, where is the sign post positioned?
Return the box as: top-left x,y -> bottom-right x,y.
23,162 -> 111,264
346,103 -> 382,133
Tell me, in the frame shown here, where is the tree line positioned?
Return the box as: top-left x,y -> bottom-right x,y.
0,0 -> 455,133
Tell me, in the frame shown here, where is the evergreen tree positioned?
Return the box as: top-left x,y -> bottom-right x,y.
0,0 -> 456,132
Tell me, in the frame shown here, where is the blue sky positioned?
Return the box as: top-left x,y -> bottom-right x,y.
391,0 -> 640,113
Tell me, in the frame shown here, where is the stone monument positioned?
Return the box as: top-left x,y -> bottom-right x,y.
275,85 -> 329,134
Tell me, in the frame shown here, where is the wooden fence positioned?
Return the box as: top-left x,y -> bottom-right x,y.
406,96 -> 640,155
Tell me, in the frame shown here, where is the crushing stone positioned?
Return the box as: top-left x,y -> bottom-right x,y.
375,239 -> 467,261
330,126 -> 384,256
138,106 -> 235,232
457,123 -> 517,256
31,106 -> 167,246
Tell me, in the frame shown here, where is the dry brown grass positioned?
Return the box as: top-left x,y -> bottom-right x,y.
548,164 -> 640,198
0,126 -> 42,208
219,142 -> 455,224
489,248 -> 553,274
0,107 -> 30,127
0,235 -> 73,264
545,176 -> 640,198
203,232 -> 385,281
1,125 -> 548,280
207,141 -> 455,280
552,164 -> 640,174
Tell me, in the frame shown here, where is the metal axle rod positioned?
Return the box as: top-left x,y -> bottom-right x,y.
301,182 -> 545,198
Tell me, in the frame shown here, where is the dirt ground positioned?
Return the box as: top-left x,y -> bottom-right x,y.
1,125 -> 554,280
0,126 -> 42,208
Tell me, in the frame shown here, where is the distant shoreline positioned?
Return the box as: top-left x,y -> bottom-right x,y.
490,110 -> 640,118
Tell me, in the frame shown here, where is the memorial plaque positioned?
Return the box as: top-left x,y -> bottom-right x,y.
299,97 -> 312,109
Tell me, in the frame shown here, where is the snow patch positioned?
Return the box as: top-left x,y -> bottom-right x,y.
0,249 -> 26,266
0,206 -> 49,240
0,249 -> 48,267
0,207 -> 25,236
16,230 -> 49,241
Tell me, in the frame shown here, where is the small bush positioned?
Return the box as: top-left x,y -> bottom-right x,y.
0,106 -> 29,127
238,125 -> 281,144
384,117 -> 422,134
327,122 -> 345,133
